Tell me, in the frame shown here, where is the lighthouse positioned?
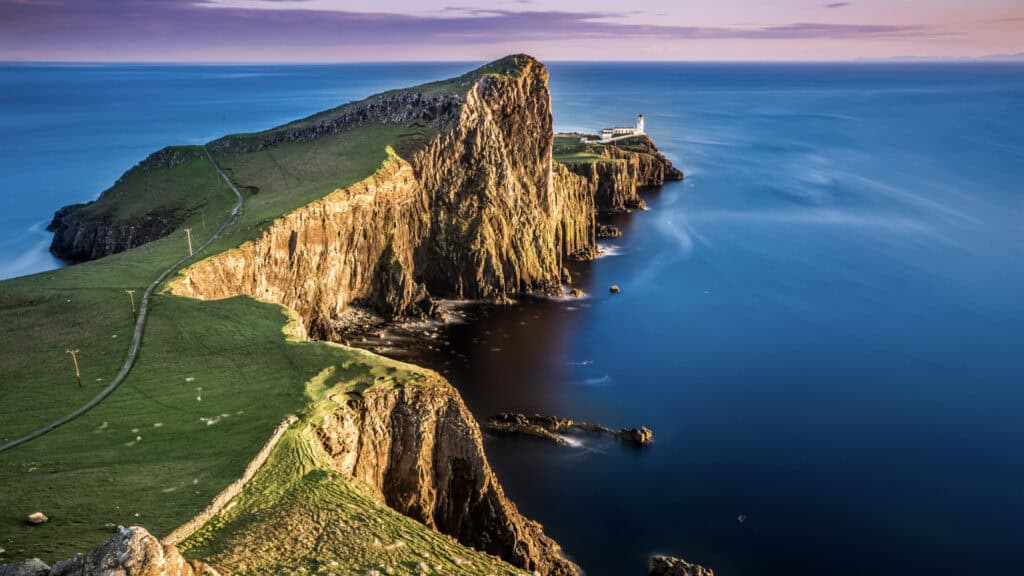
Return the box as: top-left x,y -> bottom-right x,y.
636,113 -> 645,134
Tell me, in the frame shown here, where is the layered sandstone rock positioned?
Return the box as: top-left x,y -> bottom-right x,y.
315,381 -> 579,576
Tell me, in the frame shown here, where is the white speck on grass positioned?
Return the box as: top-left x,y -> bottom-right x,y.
131,428 -> 139,433
94,421 -> 108,432
161,486 -> 178,493
192,478 -> 199,485
111,334 -> 118,339
196,396 -> 202,402
185,377 -> 195,383
153,422 -> 163,428
200,416 -> 220,426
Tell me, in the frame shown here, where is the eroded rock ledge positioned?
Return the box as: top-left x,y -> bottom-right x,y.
487,412 -> 654,446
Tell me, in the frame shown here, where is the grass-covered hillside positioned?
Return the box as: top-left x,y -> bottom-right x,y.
180,364 -> 520,576
0,56 -> 532,567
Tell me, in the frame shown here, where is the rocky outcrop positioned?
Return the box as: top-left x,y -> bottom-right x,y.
315,381 -> 579,576
47,207 -> 181,263
172,55 -> 598,338
0,527 -> 218,576
487,412 -> 654,447
559,134 -> 683,213
47,147 -> 201,263
649,555 -> 714,576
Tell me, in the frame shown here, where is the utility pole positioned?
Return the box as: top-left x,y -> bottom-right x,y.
125,289 -> 137,319
66,348 -> 81,387
184,228 -> 194,256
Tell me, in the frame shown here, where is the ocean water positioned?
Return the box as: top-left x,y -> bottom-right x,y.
2,62 -> 1023,575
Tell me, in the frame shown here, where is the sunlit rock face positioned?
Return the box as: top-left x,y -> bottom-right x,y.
316,379 -> 580,575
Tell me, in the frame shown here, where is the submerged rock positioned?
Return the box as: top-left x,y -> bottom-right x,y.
649,555 -> 714,576
609,285 -> 621,294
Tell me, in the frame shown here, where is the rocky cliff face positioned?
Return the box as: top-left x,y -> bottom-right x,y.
559,135 -> 683,213
172,55 -> 597,338
170,153 -> 432,340
0,527 -> 218,576
315,380 -> 578,576
47,207 -> 181,263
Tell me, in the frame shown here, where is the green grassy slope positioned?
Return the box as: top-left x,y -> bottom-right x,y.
180,366 -> 519,576
0,57 -> 532,565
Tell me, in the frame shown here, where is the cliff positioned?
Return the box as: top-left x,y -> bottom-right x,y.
171,361 -> 577,576
553,133 -> 683,213
171,55 -> 597,339
315,378 -> 578,575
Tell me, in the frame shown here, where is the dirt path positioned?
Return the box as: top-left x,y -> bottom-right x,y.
0,147 -> 243,454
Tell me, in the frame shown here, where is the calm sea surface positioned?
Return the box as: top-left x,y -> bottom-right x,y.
2,62 -> 1023,575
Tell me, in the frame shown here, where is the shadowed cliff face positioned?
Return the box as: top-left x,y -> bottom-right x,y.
47,148 -> 202,262
316,381 -> 579,576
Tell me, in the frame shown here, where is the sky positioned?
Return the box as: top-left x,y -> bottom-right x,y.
1,0 -> 1022,62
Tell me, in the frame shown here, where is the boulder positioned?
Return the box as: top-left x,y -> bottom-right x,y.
609,285 -> 621,294
649,555 -> 714,576
42,526 -> 218,576
0,559 -> 50,576
624,427 -> 654,446
25,513 -> 47,525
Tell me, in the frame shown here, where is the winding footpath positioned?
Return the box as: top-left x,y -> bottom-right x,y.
0,147 -> 243,454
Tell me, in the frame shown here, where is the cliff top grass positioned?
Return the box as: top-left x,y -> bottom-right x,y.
181,431 -> 521,576
217,54 -> 537,153
0,56 -> 529,565
552,134 -> 620,165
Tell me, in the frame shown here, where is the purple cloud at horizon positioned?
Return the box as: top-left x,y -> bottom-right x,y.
0,0 -> 1018,62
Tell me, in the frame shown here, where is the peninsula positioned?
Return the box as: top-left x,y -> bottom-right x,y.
0,55 -> 690,576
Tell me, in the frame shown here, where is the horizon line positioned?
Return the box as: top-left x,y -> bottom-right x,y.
3,57 -> 1023,66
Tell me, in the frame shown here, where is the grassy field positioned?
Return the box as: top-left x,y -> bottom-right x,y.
0,58 -> 529,565
180,365 -> 519,576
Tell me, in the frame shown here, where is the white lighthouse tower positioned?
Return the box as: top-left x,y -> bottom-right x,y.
636,113 -> 645,134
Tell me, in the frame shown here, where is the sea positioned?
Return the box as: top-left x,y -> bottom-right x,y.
1,61 -> 1022,575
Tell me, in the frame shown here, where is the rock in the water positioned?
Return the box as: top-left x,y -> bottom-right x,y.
624,426 -> 654,446
39,526 -> 218,576
597,224 -> 622,239
649,555 -> 714,576
570,288 -> 584,298
609,285 -> 621,294
0,558 -> 50,576
25,513 -> 47,525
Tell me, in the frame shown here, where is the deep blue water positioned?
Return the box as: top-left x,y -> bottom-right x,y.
2,62 -> 1023,575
